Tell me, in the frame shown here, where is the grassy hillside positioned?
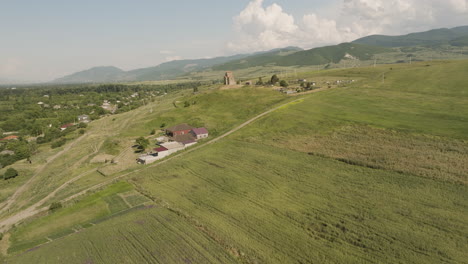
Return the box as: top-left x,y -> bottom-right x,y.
353,26 -> 468,47
4,60 -> 468,263
450,35 -> 468,47
213,43 -> 390,71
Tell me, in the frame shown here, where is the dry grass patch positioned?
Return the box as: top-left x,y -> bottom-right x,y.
268,125 -> 468,184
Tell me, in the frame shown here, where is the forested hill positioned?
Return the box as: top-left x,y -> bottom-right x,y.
352,26 -> 468,47
212,43 -> 389,71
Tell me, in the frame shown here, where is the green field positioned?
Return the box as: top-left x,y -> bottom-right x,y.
6,182 -> 152,254
8,206 -> 237,264
3,60 -> 468,263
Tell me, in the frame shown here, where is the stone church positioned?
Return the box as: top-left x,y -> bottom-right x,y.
224,71 -> 236,85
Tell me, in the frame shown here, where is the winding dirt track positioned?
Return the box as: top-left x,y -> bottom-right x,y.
0,134 -> 89,215
0,97 -> 304,233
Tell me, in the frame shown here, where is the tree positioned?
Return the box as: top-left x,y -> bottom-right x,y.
78,122 -> 88,129
150,129 -> 156,135
4,168 -> 18,180
135,137 -> 149,151
256,77 -> 264,85
279,80 -> 289,87
193,86 -> 199,93
184,101 -> 190,108
271,74 -> 279,84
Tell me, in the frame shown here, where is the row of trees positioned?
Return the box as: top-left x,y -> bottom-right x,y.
254,75 -> 289,87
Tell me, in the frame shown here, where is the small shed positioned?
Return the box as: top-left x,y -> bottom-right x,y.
160,142 -> 185,155
190,128 -> 209,140
137,153 -> 159,165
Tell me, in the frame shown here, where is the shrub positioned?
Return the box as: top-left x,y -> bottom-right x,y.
4,168 -> 19,180
78,122 -> 88,129
51,138 -> 66,149
49,202 -> 62,212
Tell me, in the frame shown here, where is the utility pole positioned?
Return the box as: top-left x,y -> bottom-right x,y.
382,72 -> 385,84
410,56 -> 412,64
374,57 -> 377,68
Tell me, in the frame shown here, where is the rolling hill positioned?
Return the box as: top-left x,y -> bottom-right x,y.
2,60 -> 468,264
212,43 -> 390,71
353,26 -> 468,47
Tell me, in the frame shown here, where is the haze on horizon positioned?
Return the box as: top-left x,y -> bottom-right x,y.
1,0 -> 467,83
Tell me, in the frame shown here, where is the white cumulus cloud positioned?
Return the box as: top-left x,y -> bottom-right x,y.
227,0 -> 468,53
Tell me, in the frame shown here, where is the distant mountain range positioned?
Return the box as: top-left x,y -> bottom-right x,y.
352,26 -> 468,47
52,53 -> 254,84
52,26 -> 468,84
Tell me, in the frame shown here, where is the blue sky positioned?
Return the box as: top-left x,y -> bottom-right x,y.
0,0 -> 466,82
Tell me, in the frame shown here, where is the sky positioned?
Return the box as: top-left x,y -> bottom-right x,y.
0,0 -> 467,83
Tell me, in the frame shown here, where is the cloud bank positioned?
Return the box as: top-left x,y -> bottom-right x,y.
227,0 -> 468,52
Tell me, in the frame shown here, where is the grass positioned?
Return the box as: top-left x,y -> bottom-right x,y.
8,207 -> 237,264
123,140 -> 467,263
124,194 -> 150,207
4,60 -> 468,263
7,182 -> 133,254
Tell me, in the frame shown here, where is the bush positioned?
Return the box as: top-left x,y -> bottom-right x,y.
150,129 -> 156,135
51,138 -> 66,149
4,168 -> 19,180
49,202 -> 62,212
280,80 -> 289,87
79,129 -> 85,135
78,122 -> 88,129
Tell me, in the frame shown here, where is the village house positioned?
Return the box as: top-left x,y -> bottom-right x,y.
0,135 -> 19,142
60,123 -> 74,131
138,124 -> 209,165
78,115 -> 90,123
154,146 -> 170,159
190,127 -> 209,140
166,124 -> 193,137
53,105 -> 61,110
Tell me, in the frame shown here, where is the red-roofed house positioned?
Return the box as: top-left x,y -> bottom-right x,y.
190,127 -> 209,140
0,135 -> 19,141
60,123 -> 74,131
154,146 -> 168,152
166,123 -> 193,137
